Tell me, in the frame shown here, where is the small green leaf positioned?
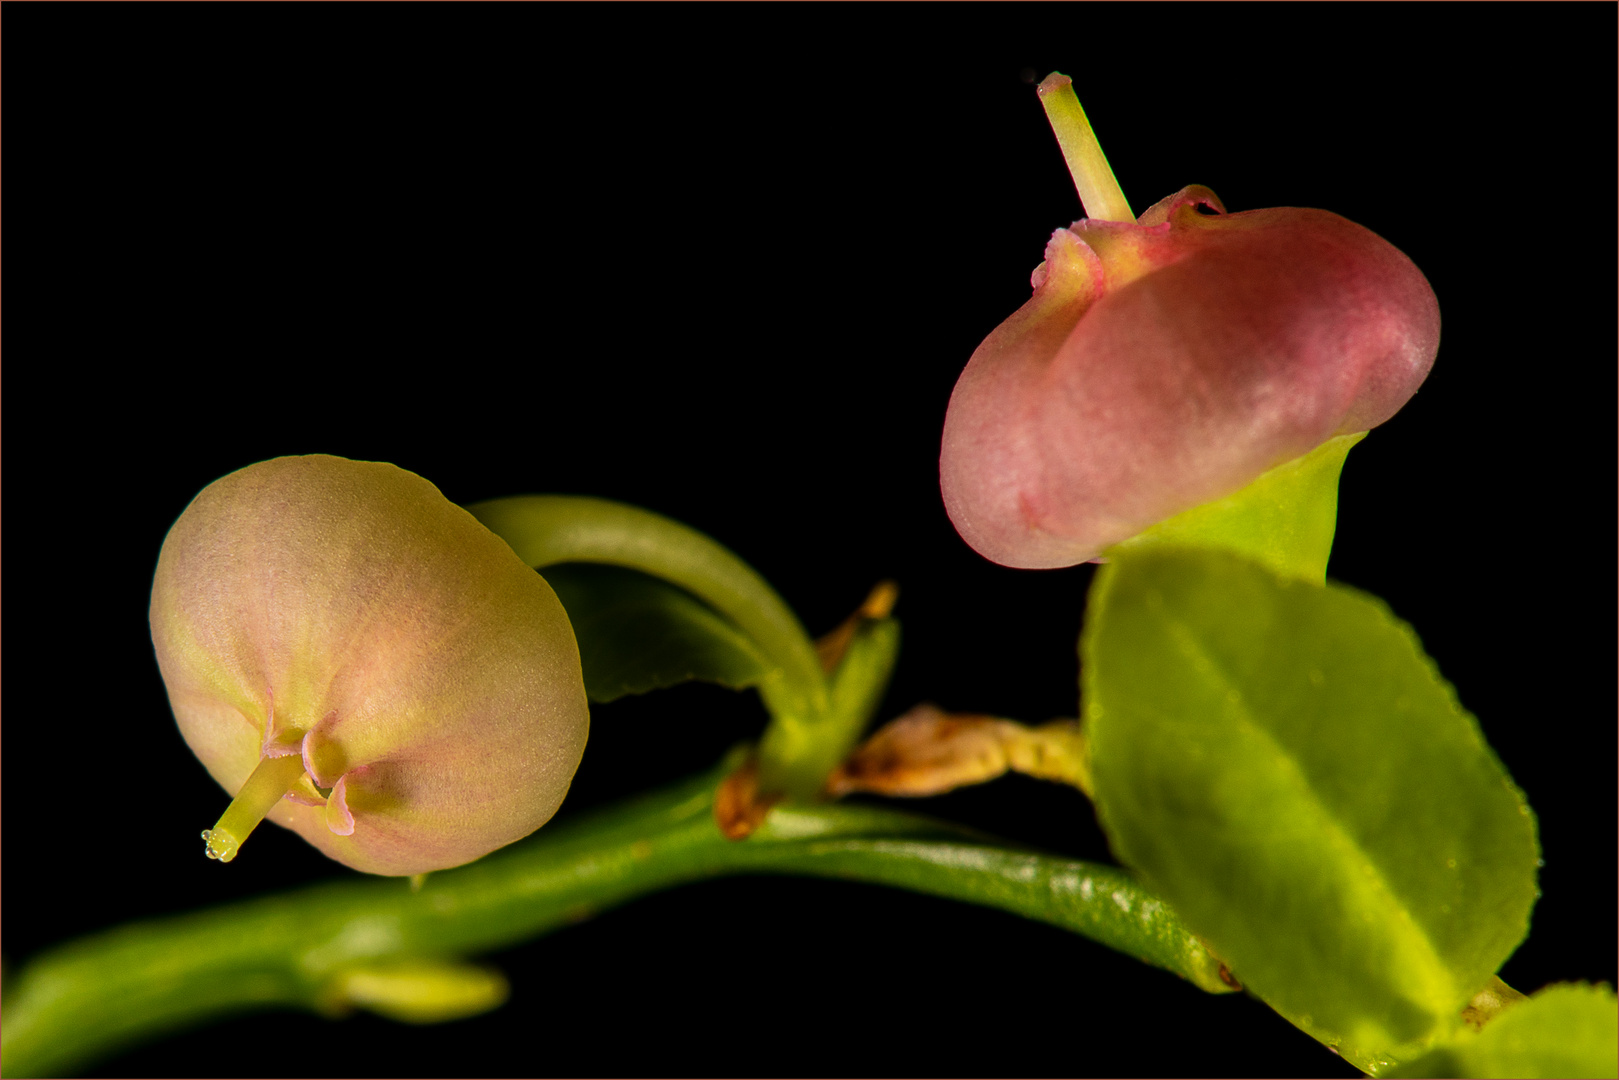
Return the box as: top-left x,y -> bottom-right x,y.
1082,548 -> 1539,1065
543,563 -> 771,702
1387,983 -> 1618,1079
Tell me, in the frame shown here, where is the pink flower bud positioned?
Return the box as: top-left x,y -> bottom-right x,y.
150,455 -> 589,876
940,182 -> 1440,569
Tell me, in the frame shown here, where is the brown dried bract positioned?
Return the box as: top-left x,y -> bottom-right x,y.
1461,975 -> 1529,1031
815,580 -> 900,673
825,703 -> 1090,798
713,756 -> 781,841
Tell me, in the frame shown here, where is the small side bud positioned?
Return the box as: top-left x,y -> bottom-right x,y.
324,960 -> 509,1024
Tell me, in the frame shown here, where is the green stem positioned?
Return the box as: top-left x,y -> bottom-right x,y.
468,495 -> 827,723
2,756 -> 1231,1078
1037,73 -> 1134,223
201,753 -> 310,863
759,613 -> 900,799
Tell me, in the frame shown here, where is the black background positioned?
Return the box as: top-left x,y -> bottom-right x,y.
7,7 -> 1615,1078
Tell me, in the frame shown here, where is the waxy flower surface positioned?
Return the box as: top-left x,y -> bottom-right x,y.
150,455 -> 589,876
940,77 -> 1440,569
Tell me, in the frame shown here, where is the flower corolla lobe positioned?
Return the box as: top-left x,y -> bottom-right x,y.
150,454 -> 589,876
940,186 -> 1440,569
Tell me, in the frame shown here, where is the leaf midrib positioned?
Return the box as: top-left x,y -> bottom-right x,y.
1157,612 -> 1458,1016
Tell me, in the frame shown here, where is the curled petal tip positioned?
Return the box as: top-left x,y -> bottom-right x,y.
325,774 -> 356,837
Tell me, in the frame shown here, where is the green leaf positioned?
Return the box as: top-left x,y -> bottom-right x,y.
1387,983 -> 1618,1079
542,562 -> 771,702
1108,432 -> 1363,584
470,495 -> 827,722
1082,547 -> 1540,1067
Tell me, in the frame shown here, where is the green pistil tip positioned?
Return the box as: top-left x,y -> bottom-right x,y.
201,752 -> 309,864
201,827 -> 240,862
1037,72 -> 1134,223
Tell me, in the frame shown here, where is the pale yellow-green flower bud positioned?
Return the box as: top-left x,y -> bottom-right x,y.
150,454 -> 589,876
